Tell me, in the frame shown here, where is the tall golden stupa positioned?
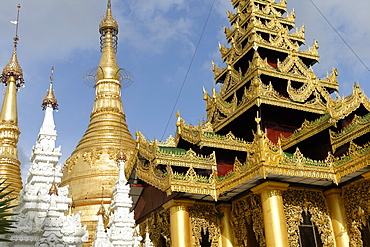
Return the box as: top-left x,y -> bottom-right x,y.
0,4 -> 24,201
60,0 -> 136,242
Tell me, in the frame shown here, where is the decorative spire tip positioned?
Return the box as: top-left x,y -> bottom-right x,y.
42,66 -> 58,111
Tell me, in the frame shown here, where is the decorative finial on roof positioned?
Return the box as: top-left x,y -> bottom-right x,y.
117,151 -> 126,162
97,187 -> 106,215
1,4 -> 24,89
42,67 -> 58,111
96,0 -> 120,81
49,167 -> 59,196
99,0 -> 118,50
97,187 -> 109,229
255,111 -> 263,137
49,181 -> 59,196
97,200 -> 106,216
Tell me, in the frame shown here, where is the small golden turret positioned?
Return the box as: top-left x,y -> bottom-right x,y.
0,4 -> 24,200
42,67 -> 58,111
61,0 -> 136,244
48,181 -> 59,196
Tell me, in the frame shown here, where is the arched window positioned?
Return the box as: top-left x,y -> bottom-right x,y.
245,218 -> 258,246
298,211 -> 323,247
200,230 -> 211,247
360,217 -> 370,246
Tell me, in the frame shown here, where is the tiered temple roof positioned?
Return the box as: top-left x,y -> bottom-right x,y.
129,0 -> 370,222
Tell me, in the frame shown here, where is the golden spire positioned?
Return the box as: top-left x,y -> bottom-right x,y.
42,67 -> 58,111
0,4 -> 24,123
0,4 -> 24,200
2,4 -> 23,85
68,0 -> 135,154
97,0 -> 120,81
61,1 -> 135,243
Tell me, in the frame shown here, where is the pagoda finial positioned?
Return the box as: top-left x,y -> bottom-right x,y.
1,4 -> 24,89
42,67 -> 58,111
107,0 -> 111,12
97,0 -> 120,81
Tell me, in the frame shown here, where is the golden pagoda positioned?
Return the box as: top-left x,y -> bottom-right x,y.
0,4 -> 24,201
127,0 -> 370,246
60,0 -> 136,243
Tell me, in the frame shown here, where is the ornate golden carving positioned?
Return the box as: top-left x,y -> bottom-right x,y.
330,113 -> 370,151
281,114 -> 334,150
175,115 -> 248,151
189,204 -> 221,247
343,179 -> 370,246
135,114 -> 370,199
231,194 -> 266,247
327,83 -> 370,121
82,148 -> 103,167
142,210 -> 171,246
283,189 -> 335,246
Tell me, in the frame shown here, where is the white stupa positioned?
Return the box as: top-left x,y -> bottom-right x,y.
3,73 -> 88,247
92,155 -> 146,247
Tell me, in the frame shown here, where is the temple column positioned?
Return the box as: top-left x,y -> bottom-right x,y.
251,181 -> 289,247
216,204 -> 235,247
163,199 -> 195,247
324,188 -> 349,247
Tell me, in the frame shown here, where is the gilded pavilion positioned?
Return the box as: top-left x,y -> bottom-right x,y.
1,0 -> 370,247
126,0 -> 370,246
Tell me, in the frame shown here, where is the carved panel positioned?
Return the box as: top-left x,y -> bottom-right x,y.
283,189 -> 335,247
231,194 -> 266,247
343,179 -> 370,247
142,210 -> 171,247
189,204 -> 221,247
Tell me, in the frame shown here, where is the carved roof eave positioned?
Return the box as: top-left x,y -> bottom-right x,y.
327,84 -> 370,121
225,20 -> 304,45
217,43 -> 319,82
219,66 -> 331,102
218,40 -> 284,67
330,114 -> 370,151
318,78 -> 339,91
234,3 -> 293,27
231,0 -> 288,12
281,86 -> 370,151
125,148 -> 139,180
154,149 -> 216,170
175,118 -> 249,152
258,41 -> 318,61
135,133 -> 370,200
281,114 -> 335,150
209,94 -> 326,133
134,133 -> 217,169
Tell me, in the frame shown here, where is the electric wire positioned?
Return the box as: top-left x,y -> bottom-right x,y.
161,0 -> 217,140
309,0 -> 370,73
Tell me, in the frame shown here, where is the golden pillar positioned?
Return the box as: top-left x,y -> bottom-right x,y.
163,200 -> 195,247
216,204 -> 235,247
324,188 -> 349,247
251,181 -> 289,247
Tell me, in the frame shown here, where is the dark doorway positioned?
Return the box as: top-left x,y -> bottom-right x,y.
200,230 -> 212,247
298,211 -> 323,247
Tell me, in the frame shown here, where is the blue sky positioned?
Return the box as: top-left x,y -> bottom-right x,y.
0,0 -> 369,181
